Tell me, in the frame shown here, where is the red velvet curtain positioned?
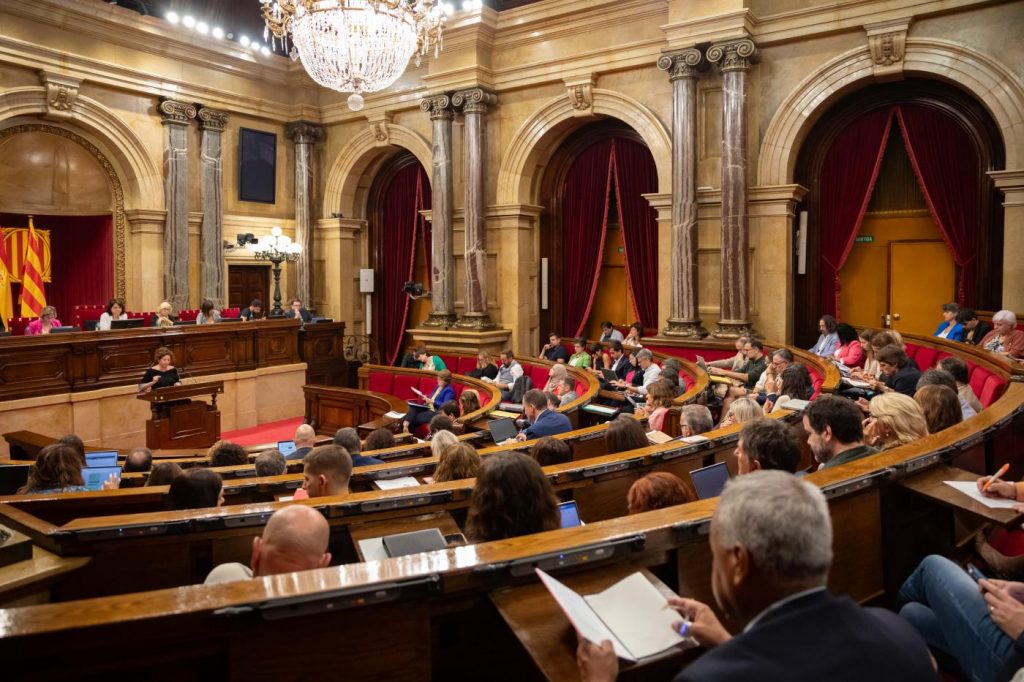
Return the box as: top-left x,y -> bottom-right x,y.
818,107 -> 893,318
610,138 -> 659,329
896,105 -> 980,305
561,140 -> 614,337
1,213 -> 112,321
379,164 -> 430,366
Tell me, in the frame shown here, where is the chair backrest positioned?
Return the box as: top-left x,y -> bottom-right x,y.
178,309 -> 199,322
126,311 -> 153,327
221,307 -> 240,319
72,305 -> 105,327
6,316 -> 36,335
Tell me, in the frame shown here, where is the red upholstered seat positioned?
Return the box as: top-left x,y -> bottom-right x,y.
127,311 -> 153,327
72,305 -> 104,327
529,365 -> 549,390
178,309 -> 199,321
7,316 -> 35,335
417,376 -> 436,396
980,375 -> 1008,408
809,369 -> 824,399
644,345 -> 734,363
221,307 -> 240,319
969,365 -> 991,398
934,351 -> 953,366
366,371 -> 394,395
438,355 -> 457,370
914,346 -> 939,371
574,380 -> 586,395
392,375 -> 420,401
457,357 -> 477,374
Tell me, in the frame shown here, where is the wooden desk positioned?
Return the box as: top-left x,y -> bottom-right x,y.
897,464 -> 1024,526
0,543 -> 90,607
348,511 -> 464,562
490,563 -> 695,681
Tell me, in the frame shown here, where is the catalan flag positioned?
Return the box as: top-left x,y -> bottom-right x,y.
0,229 -> 12,327
19,217 -> 46,318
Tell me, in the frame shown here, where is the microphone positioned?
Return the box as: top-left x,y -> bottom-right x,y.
177,364 -> 199,385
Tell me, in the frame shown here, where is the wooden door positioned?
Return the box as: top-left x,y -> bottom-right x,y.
888,240 -> 955,334
227,265 -> 269,309
586,221 -> 633,340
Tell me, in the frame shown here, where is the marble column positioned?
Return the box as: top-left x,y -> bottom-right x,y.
158,99 -> 196,311
990,169 -> 1024,314
285,121 -> 325,309
707,38 -> 756,338
197,107 -> 228,308
452,88 -> 497,329
419,94 -> 457,328
658,48 -> 706,338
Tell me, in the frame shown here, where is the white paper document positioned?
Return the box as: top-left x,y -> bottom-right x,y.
536,569 -> 690,661
384,410 -> 405,419
357,537 -> 389,563
374,476 -> 421,490
944,480 -> 1019,509
411,387 -> 429,401
646,431 -> 673,444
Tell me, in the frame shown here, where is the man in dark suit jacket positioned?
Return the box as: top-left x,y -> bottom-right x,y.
516,389 -> 572,440
577,471 -> 936,682
959,308 -> 993,345
285,298 -> 313,324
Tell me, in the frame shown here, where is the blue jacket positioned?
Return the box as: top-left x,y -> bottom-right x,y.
428,384 -> 456,409
522,409 -> 572,439
934,321 -> 965,341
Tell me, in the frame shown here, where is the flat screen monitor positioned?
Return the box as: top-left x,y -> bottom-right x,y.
310,317 -> 334,324
487,417 -> 518,444
558,500 -> 584,528
277,440 -> 297,457
111,318 -> 144,329
174,320 -> 196,326
218,316 -> 243,323
690,461 -> 730,500
50,326 -> 79,333
81,465 -> 122,491
84,450 -> 118,467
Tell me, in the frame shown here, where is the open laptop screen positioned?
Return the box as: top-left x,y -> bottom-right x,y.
690,461 -> 730,500
85,451 -> 119,467
487,417 -> 519,443
277,440 -> 297,457
81,465 -> 122,491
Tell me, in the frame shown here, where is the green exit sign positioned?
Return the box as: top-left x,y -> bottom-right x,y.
855,236 -> 875,243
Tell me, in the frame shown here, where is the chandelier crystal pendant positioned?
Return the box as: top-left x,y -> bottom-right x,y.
261,0 -> 448,111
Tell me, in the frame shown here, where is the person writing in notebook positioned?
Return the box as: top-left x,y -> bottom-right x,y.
577,471 -> 935,681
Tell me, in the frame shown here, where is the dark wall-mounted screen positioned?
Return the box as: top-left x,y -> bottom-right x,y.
238,128 -> 276,204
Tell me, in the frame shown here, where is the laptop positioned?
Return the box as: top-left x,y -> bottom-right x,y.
277,440 -> 297,457
81,465 -> 122,491
174,320 -> 196,326
382,528 -> 448,558
310,317 -> 334,324
558,500 -> 584,528
690,462 -> 730,500
487,417 -> 519,443
110,318 -> 144,329
600,368 -> 619,382
84,450 -> 119,467
218,316 -> 244,323
50,325 -> 79,333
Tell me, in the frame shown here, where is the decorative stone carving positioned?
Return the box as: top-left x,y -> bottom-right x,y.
706,38 -> 756,73
197,107 -> 228,308
158,98 -> 197,125
657,48 -> 702,81
197,107 -> 228,132
38,72 -> 81,121
420,93 -> 458,328
286,121 -> 326,308
866,18 -> 911,79
369,118 -> 389,145
564,75 -> 596,116
453,88 -> 498,330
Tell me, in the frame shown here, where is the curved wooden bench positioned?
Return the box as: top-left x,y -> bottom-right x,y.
356,364 -> 502,429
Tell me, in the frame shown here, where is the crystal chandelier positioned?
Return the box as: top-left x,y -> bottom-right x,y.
261,0 -> 448,111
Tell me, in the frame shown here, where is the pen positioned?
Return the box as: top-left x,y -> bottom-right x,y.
983,463 -> 1010,493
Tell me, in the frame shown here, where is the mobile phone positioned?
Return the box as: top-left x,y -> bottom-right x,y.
966,563 -> 987,582
444,532 -> 467,546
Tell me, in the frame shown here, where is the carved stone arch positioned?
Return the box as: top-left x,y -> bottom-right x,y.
322,124 -> 432,219
758,38 -> 1024,186
0,122 -> 128,298
496,88 -> 671,206
0,87 -> 161,210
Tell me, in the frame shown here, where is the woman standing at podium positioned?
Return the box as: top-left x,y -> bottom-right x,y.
139,347 -> 182,393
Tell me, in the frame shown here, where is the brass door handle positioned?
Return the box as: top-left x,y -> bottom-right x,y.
893,313 -> 901,320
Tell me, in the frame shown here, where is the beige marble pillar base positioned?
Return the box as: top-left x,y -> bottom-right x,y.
661,319 -> 708,338
454,311 -> 497,330
409,327 -> 512,358
712,319 -> 756,339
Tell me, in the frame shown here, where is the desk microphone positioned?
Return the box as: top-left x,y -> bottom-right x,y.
177,365 -> 199,385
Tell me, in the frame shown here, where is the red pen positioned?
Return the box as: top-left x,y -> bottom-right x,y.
983,463 -> 1010,493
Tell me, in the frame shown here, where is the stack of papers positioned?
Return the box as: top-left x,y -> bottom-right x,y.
944,481 -> 1020,509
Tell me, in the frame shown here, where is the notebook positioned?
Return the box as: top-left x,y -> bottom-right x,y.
690,461 -> 730,499
558,500 -> 584,528
277,440 -> 297,456
81,465 -> 122,491
536,569 -> 692,661
382,528 -> 448,558
487,417 -> 519,443
84,450 -> 118,467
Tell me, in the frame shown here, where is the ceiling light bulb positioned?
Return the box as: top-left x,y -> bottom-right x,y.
240,35 -> 251,47
271,226 -> 283,237
347,93 -> 365,111
196,22 -> 209,35
166,11 -> 180,24
212,27 -> 224,39
182,15 -> 196,28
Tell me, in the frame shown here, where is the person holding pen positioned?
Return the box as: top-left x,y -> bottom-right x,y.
972,464 -> 1024,580
576,471 -> 935,682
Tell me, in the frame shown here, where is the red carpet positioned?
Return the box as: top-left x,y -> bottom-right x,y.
222,417 -> 304,446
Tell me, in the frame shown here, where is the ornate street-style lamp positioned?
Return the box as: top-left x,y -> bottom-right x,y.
250,226 -> 301,317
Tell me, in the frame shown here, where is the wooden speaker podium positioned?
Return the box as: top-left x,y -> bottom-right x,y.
138,381 -> 224,450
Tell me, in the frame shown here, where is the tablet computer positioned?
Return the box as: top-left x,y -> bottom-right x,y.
84,450 -> 119,467
690,461 -> 730,500
81,465 -> 122,491
558,500 -> 584,528
487,417 -> 519,443
382,528 -> 447,558
277,440 -> 297,457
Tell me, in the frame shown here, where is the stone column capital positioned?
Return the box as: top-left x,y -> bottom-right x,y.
420,93 -> 455,120
707,38 -> 757,73
158,98 -> 197,125
657,48 -> 704,81
197,107 -> 229,132
452,88 -> 497,114
285,121 -> 325,145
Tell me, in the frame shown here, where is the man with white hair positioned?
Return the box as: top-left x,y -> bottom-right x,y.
980,309 -> 1024,360
577,471 -> 935,681
204,505 -> 331,584
289,423 -> 317,461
